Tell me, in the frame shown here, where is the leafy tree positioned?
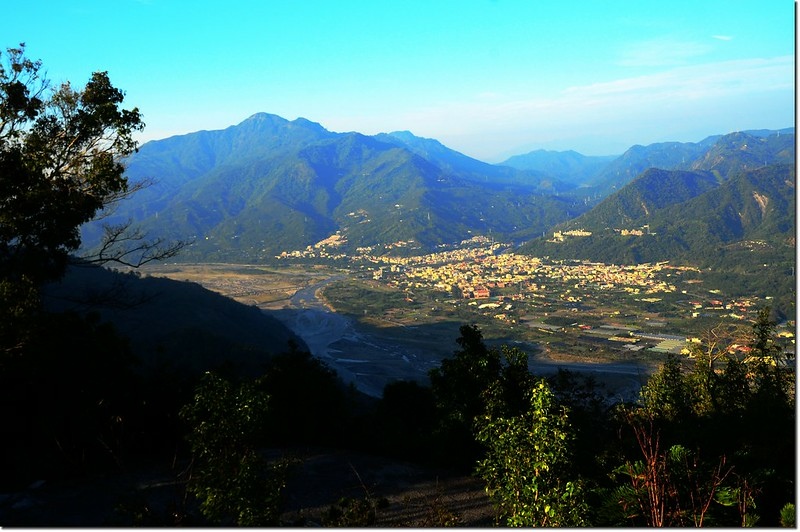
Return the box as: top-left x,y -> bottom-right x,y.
492,344 -> 537,417
547,368 -> 615,486
779,503 -> 795,527
179,372 -> 287,526
0,43 -> 191,491
605,311 -> 795,526
428,325 -> 535,469
747,307 -> 794,411
0,43 -> 182,353
429,324 -> 500,427
475,379 -> 587,526
638,354 -> 697,422
1,43 -> 141,284
428,324 -> 501,467
738,308 -> 795,524
750,307 -> 783,359
374,379 -> 437,461
610,410 -> 737,527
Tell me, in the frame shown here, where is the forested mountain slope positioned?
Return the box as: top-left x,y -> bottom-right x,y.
81,116 -> 792,264
82,113 -> 583,261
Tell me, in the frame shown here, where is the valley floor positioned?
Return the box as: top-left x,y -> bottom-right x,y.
141,262 -> 665,401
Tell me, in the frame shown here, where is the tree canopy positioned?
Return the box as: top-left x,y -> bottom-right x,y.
0,44 -> 185,354
0,44 -> 145,285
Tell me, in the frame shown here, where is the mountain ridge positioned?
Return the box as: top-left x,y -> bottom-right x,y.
517,161 -> 795,311
81,114 -> 793,266
42,262 -> 305,378
86,114 -> 584,260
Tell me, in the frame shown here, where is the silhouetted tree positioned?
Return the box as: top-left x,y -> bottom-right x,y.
428,325 -> 538,469
428,324 -> 501,468
0,42 -> 186,490
603,310 -> 795,526
256,342 -> 352,447
374,380 -> 437,461
0,43 -> 183,354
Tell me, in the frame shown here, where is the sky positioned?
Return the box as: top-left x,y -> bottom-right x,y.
5,0 -> 795,162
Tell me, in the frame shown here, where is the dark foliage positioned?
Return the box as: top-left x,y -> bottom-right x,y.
425,325 -> 538,470
599,310 -> 795,526
0,311 -> 140,488
372,380 -> 438,462
180,372 -> 288,526
255,341 -> 354,447
427,324 -> 501,468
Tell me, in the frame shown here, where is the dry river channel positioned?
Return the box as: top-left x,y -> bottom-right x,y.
270,276 -> 652,401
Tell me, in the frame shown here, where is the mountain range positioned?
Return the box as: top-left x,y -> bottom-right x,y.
520,163 -> 795,264
83,113 -> 586,261
81,114 -> 794,276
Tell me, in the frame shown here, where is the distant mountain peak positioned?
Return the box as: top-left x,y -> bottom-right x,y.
241,112 -> 289,125
237,113 -> 329,134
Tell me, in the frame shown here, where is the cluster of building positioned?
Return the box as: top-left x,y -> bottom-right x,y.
548,228 -> 592,243
275,236 -> 792,357
278,234 -> 777,316
372,249 -> 681,303
276,234 -> 420,260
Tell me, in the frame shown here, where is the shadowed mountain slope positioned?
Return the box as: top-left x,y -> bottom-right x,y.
43,263 -> 305,378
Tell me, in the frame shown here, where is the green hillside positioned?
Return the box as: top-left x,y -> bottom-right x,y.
519,163 -> 795,313
80,117 -> 793,268
83,115 -> 583,261
520,130 -> 795,264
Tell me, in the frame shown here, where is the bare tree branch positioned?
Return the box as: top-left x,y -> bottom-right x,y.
78,219 -> 192,268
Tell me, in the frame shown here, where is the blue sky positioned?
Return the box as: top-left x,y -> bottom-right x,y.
6,0 -> 795,161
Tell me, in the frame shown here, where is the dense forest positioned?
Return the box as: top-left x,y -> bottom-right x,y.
0,45 -> 794,526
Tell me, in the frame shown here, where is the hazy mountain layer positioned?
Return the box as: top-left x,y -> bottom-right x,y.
520,131 -> 795,262
500,149 -> 618,187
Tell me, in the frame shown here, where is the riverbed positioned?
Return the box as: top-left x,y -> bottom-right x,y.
269,276 -> 651,401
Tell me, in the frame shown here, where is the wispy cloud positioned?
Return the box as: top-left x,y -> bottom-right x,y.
712,35 -> 734,41
392,56 -> 794,159
562,56 -> 793,102
617,37 -> 713,67
417,56 -> 792,127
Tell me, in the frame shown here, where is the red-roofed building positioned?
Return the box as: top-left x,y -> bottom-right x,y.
474,286 -> 490,299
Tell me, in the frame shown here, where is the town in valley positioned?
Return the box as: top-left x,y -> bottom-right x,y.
145,231 -> 795,378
